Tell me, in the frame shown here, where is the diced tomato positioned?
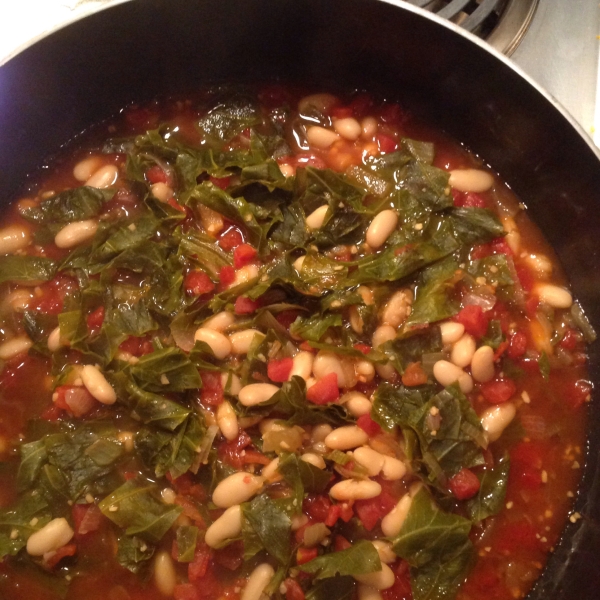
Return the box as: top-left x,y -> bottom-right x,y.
324,504 -> 341,527
353,343 -> 371,355
490,237 -> 513,256
189,544 -> 212,582
303,495 -> 332,522
331,106 -> 353,119
401,362 -> 428,387
233,243 -> 257,268
72,503 -> 103,535
448,468 -> 481,500
299,341 -> 315,352
218,227 -> 244,251
306,373 -> 339,405
357,414 -> 381,436
507,331 -> 527,359
167,197 -> 186,213
146,164 -> 172,185
469,242 -> 492,260
175,584 -> 201,600
40,404 -> 63,421
234,296 -> 260,315
376,133 -> 397,153
453,191 -> 487,208
30,275 -> 78,315
240,449 -> 271,466
86,306 -> 105,335
199,371 -> 223,406
267,357 -> 293,382
493,340 -> 509,361
516,265 -> 534,293
453,305 -> 489,338
217,430 -> 253,469
118,334 -> 154,357
44,543 -> 77,569
284,578 -> 305,600
333,534 -> 352,552
559,329 -> 580,351
214,540 -> 243,571
184,270 -> 215,296
276,310 -> 302,329
54,385 -> 97,417
480,378 -> 517,404
297,546 -> 318,565
354,488 -> 395,531
382,560 -> 413,600
209,175 -> 232,190
564,378 -> 592,410
219,265 -> 236,288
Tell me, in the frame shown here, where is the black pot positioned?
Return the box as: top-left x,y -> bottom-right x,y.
0,0 -> 599,597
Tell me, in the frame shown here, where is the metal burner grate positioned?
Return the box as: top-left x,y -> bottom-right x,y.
405,0 -> 539,55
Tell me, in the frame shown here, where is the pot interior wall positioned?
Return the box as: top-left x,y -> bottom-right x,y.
0,0 -> 599,596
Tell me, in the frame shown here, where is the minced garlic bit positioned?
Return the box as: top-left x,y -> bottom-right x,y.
521,391 -> 531,404
506,501 -> 514,509
541,470 -> 548,483
569,512 -> 582,523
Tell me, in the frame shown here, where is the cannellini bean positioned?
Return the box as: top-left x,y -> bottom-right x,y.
448,168 -> 494,193
118,431 -> 135,452
330,478 -> 382,501
349,305 -> 364,334
217,401 -> 239,441
301,453 -> 326,469
303,522 -> 331,547
73,156 -> 103,181
204,311 -> 236,332
241,563 -> 275,600
355,359 -> 375,383
151,182 -> 173,202
450,333 -> 476,368
325,426 -> 369,451
372,325 -> 396,348
194,328 -> 232,359
298,93 -> 338,114
358,285 -> 374,305
289,351 -> 314,381
221,372 -> 242,396
471,345 -> 495,383
306,205 -> 329,229
55,219 -> 98,248
291,513 -> 309,531
334,117 -> 362,141
481,402 -> 516,442
525,253 -> 553,278
372,540 -> 396,564
306,126 -> 339,149
26,518 -> 74,556
354,564 -> 395,590
361,117 -> 378,139
358,584 -> 383,600
154,551 -> 177,596
439,322 -> 465,345
238,383 -> 280,407
232,264 -> 259,287
381,493 -> 412,537
205,505 -> 242,548
81,364 -> 117,405
375,362 -> 397,381
0,335 -> 32,360
535,283 -> 573,309
381,456 -> 407,481
341,391 -> 372,417
311,424 -> 333,443
501,216 -> 521,254
380,289 -> 412,329
6,289 -> 33,312
47,326 -> 63,352
0,224 -> 30,254
433,360 -> 473,394
366,209 -> 399,249
161,487 -> 176,504
313,351 -> 356,389
261,457 -> 281,481
353,447 -> 385,476
293,255 -> 306,272
85,164 -> 118,189
212,472 -> 264,507
279,163 -> 295,178
229,329 -> 263,355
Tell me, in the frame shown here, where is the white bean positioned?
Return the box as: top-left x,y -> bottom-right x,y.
450,333 -> 476,368
525,253 -> 553,279
306,126 -> 339,149
375,362 -> 397,381
372,540 -> 396,564
448,168 -> 494,193
73,156 -> 103,182
381,493 -> 412,537
361,117 -> 378,139
212,472 -> 264,508
535,283 -> 573,309
6,289 -> 33,312
154,551 -> 177,596
306,205 -> 329,229
353,446 -> 385,476
433,360 -> 473,394
471,345 -> 495,383
293,255 -> 306,272
501,216 -> 521,254
0,224 -> 30,254
55,219 -> 98,249
0,335 -> 32,360
341,391 -> 372,417
355,361 -> 375,384
334,117 -> 362,141
372,325 -> 396,348
238,383 -> 280,407
381,456 -> 407,481
349,305 -> 364,334
313,351 -> 355,389
325,426 -> 369,450
380,289 -> 413,329
289,351 -> 314,381
261,457 -> 281,481
229,329 -> 263,355
311,424 -> 333,443
298,93 -> 338,115
354,564 -> 395,590
205,505 -> 242,548
47,326 -> 63,352
241,563 -> 275,600
85,164 -> 118,189
279,164 -> 295,178
204,311 -> 236,332
26,518 -> 74,556
358,585 -> 383,600
194,328 -> 232,359
217,401 -> 239,441
81,364 -> 117,405
301,453 -> 326,469
329,478 -> 382,501
480,402 -> 516,442
366,209 -> 399,249
439,322 -> 465,345
232,265 -> 260,287
151,182 -> 173,202
221,372 -> 242,397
